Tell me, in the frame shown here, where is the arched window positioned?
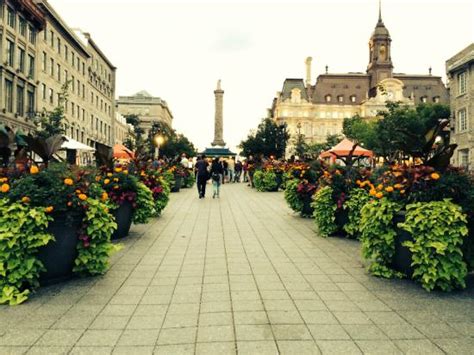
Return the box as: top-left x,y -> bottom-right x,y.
350,95 -> 356,103
420,96 -> 428,103
325,95 -> 331,102
337,95 -> 344,103
433,96 -> 440,103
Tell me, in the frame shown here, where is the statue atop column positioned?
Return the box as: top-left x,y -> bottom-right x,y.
211,79 -> 226,147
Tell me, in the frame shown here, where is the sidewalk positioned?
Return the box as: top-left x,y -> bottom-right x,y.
0,183 -> 472,354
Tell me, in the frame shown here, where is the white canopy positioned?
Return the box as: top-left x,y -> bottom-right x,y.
61,137 -> 95,152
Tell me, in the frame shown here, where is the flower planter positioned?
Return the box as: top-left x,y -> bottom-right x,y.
301,199 -> 314,217
392,211 -> 414,277
37,213 -> 83,285
334,208 -> 349,235
171,176 -> 182,193
111,201 -> 133,240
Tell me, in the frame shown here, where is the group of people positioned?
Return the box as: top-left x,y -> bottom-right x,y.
193,155 -> 246,199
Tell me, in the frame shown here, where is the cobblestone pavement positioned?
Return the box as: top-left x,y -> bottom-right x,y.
0,183 -> 473,354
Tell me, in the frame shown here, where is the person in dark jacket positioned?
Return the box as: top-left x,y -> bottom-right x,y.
194,155 -> 209,198
210,157 -> 224,198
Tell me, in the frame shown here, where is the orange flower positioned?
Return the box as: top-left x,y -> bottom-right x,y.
78,193 -> 87,201
95,176 -> 101,182
431,172 -> 440,180
104,179 -> 110,185
356,180 -> 361,185
75,189 -> 81,194
385,186 -> 394,193
394,183 -> 403,189
0,177 -> 7,183
140,171 -> 146,177
377,184 -> 383,190
400,190 -> 406,194
30,166 -> 39,174
45,206 -> 54,213
1,183 -> 10,193
64,178 -> 73,186
376,192 -> 383,199
21,196 -> 30,203
101,192 -> 108,201
369,189 -> 377,196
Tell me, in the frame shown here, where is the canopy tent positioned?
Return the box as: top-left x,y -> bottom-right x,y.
61,137 -> 95,151
319,138 -> 373,163
200,147 -> 236,157
113,144 -> 134,159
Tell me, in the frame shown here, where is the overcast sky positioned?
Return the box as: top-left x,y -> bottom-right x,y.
49,0 -> 473,151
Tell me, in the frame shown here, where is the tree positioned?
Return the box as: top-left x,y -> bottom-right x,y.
239,118 -> 290,158
34,82 -> 69,139
292,131 -> 308,158
307,134 -> 343,158
342,103 -> 451,164
147,121 -> 196,160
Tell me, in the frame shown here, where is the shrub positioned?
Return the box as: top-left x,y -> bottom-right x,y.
312,186 -> 337,237
0,199 -> 53,305
284,179 -> 317,217
253,170 -> 278,192
399,200 -> 468,291
343,188 -> 370,239
360,198 -> 403,278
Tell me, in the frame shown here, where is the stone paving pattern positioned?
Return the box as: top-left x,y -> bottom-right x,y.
0,184 -> 473,354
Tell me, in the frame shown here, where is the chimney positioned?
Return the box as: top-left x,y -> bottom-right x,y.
305,57 -> 312,86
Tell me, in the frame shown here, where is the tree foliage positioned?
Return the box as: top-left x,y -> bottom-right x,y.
343,103 -> 450,163
307,134 -> 343,158
239,118 -> 290,158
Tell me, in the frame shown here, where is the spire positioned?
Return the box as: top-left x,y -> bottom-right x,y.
377,0 -> 384,25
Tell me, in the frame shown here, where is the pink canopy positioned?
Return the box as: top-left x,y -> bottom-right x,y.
319,138 -> 374,160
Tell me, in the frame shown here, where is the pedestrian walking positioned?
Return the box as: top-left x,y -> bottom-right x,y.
234,159 -> 242,182
227,157 -> 235,183
210,157 -> 224,198
194,155 -> 209,199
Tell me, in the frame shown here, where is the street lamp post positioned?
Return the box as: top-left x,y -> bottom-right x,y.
153,133 -> 165,159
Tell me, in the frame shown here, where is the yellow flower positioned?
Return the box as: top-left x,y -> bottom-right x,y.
394,183 -> 403,189
1,183 -> 10,193
431,172 -> 440,180
140,171 -> 146,177
123,170 -> 128,175
104,179 -> 110,185
0,177 -> 7,183
113,178 -> 119,182
64,178 -> 73,186
101,192 -> 108,201
75,189 -> 81,194
78,193 -> 87,201
107,173 -> 113,177
113,185 -> 119,189
21,196 -> 30,203
95,176 -> 101,182
377,184 -> 383,190
385,186 -> 394,193
376,192 -> 383,199
114,167 -> 122,173
30,166 -> 39,174
400,190 -> 406,194
45,206 -> 54,213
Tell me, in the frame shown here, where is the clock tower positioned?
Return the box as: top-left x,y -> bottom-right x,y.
367,1 -> 393,96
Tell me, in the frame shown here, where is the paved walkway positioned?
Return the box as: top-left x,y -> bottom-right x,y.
0,183 -> 473,354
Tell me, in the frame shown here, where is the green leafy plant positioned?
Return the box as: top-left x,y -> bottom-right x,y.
132,182 -> 156,224
253,170 -> 278,192
344,188 -> 370,239
285,179 -> 303,213
312,186 -> 337,237
0,199 -> 53,305
360,198 -> 404,278
398,200 -> 468,291
74,198 -> 118,276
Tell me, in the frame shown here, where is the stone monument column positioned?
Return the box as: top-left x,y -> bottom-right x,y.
211,79 -> 226,147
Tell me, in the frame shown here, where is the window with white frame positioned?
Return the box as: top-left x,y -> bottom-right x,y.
459,149 -> 469,169
458,71 -> 467,95
458,109 -> 467,132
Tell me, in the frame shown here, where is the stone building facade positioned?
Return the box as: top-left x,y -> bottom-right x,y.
270,9 -> 449,150
446,43 -> 474,170
116,90 -> 173,136
0,0 -> 45,134
0,0 -> 116,148
114,112 -> 133,145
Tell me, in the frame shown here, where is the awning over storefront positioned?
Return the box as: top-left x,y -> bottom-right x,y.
61,137 -> 95,151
